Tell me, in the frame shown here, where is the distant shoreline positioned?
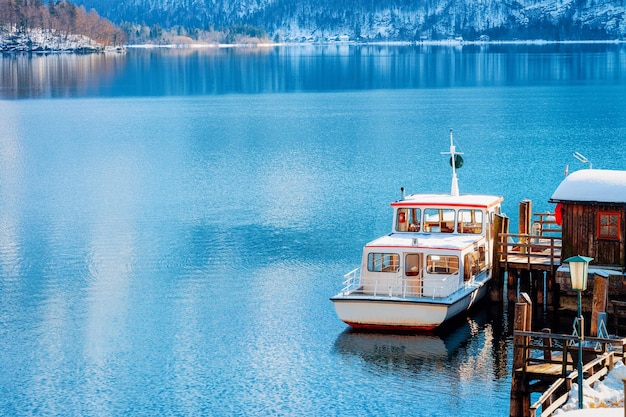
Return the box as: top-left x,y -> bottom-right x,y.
126,38 -> 626,49
3,34 -> 625,54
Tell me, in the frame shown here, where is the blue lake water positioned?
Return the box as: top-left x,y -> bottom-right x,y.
1,44 -> 626,416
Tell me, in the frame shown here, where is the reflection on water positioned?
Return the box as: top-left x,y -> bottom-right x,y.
334,312 -> 486,364
2,43 -> 626,98
332,305 -> 512,413
333,307 -> 507,371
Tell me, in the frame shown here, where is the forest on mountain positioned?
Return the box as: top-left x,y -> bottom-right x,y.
72,0 -> 626,44
0,0 -> 127,47
2,0 -> 626,47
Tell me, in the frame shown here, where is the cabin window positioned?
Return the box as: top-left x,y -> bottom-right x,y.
426,255 -> 459,275
597,212 -> 620,240
457,209 -> 483,234
396,208 -> 421,232
423,209 -> 455,233
367,253 -> 399,273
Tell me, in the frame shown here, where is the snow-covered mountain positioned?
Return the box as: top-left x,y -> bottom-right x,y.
74,0 -> 626,41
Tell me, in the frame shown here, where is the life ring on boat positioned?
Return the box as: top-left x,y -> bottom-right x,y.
555,203 -> 563,226
398,211 -> 406,223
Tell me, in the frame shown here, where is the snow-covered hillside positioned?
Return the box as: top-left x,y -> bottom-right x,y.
0,28 -> 106,52
73,0 -> 626,41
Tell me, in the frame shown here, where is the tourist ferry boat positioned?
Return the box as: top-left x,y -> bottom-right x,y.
331,131 -> 504,331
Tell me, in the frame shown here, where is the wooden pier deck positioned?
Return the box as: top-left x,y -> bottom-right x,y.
494,228 -> 562,308
510,293 -> 626,417
497,233 -> 562,272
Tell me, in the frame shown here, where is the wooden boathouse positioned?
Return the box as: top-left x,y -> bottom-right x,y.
494,169 -> 626,315
503,169 -> 626,417
549,169 -> 626,269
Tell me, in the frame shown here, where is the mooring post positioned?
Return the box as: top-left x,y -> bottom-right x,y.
519,199 -> 532,254
591,272 -> 609,337
508,270 -> 519,303
510,293 -> 533,417
546,270 -> 555,309
490,213 -> 507,303
542,328 -> 552,361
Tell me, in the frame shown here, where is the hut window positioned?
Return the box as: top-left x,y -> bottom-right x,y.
367,253 -> 399,272
597,212 -> 620,240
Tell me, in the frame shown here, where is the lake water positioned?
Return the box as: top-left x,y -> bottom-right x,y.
1,43 -> 626,416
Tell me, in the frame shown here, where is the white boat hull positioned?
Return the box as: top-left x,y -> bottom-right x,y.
331,283 -> 487,331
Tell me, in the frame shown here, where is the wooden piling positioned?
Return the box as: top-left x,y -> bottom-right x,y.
519,200 -> 532,253
510,293 -> 532,417
508,270 -> 519,303
490,213 -> 508,302
591,272 -> 609,337
520,269 -> 531,297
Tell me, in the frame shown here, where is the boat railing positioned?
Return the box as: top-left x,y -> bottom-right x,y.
340,267 -> 361,295
421,271 -> 460,298
341,267 -> 461,299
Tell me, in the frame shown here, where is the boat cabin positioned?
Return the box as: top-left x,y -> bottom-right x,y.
356,193 -> 503,299
550,169 -> 626,268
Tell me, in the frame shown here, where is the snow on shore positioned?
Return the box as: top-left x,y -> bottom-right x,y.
0,27 -> 104,52
554,361 -> 626,415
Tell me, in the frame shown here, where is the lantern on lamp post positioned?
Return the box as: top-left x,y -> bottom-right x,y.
564,255 -> 593,410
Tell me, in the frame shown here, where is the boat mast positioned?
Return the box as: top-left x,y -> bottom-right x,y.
441,129 -> 462,196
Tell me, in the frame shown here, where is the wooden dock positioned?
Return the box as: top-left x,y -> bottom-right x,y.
495,228 -> 562,308
500,204 -> 626,416
510,293 -> 626,417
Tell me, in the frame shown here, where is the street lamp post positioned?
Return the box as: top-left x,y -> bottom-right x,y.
565,255 -> 593,410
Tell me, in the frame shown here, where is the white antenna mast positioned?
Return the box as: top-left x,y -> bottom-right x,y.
441,128 -> 463,196
573,152 -> 592,169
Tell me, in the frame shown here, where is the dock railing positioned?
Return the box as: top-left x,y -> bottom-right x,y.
512,329 -> 626,417
533,212 -> 562,237
497,233 -> 562,271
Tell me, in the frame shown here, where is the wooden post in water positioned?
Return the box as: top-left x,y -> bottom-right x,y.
533,270 -> 544,308
490,213 -> 508,302
510,293 -> 532,417
591,272 -> 609,337
546,270 -> 555,309
508,269 -> 519,303
519,199 -> 532,254
520,269 -> 531,299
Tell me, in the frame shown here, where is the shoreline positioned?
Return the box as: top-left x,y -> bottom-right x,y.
2,33 -> 625,54
126,38 -> 626,49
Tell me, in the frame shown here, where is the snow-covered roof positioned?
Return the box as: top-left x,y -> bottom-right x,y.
550,169 -> 626,204
366,233 -> 480,251
391,193 -> 503,209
